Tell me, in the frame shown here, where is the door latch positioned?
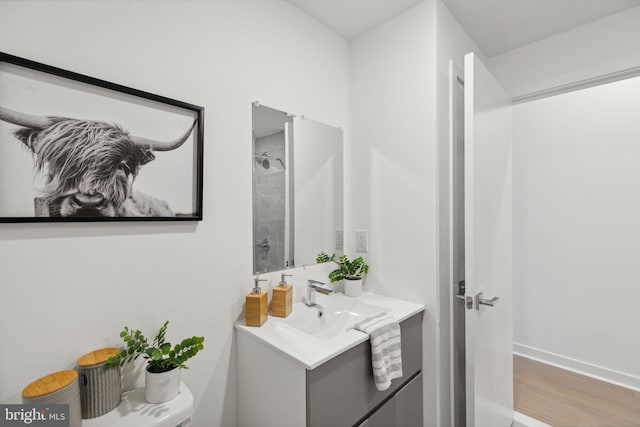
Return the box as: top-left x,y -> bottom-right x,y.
454,281 -> 474,309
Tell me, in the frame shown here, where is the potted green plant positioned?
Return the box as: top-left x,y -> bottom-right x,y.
316,252 -> 369,297
106,320 -> 204,403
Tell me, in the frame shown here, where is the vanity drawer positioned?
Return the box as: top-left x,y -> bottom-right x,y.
306,312 -> 423,427
357,372 -> 423,427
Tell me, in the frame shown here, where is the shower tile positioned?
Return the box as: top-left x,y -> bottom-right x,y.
268,242 -> 285,271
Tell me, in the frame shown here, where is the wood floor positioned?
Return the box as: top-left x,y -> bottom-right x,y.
514,355 -> 640,427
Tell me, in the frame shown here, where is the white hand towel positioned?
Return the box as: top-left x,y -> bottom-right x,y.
354,312 -> 402,391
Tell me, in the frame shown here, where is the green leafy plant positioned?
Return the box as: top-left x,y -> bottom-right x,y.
106,321 -> 205,373
316,251 -> 369,282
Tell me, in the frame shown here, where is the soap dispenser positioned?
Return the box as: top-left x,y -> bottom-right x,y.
272,273 -> 293,318
246,277 -> 268,327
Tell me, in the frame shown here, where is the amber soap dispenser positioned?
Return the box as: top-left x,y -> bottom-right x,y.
272,273 -> 293,318
246,278 -> 268,327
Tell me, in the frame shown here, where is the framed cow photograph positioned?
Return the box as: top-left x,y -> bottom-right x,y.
0,52 -> 204,223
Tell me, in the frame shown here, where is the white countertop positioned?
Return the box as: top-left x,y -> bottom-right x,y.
234,291 -> 424,369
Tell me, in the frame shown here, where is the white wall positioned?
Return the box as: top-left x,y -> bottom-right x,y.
512,75 -> 640,390
0,1 -> 350,426
434,2 -> 486,424
350,1 -> 439,424
488,5 -> 640,99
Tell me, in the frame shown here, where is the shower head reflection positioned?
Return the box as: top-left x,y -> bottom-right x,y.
255,152 -> 284,170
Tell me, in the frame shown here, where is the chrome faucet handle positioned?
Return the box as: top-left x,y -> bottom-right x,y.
311,280 -> 334,301
304,280 -> 334,306
308,280 -> 333,293
314,286 -> 333,296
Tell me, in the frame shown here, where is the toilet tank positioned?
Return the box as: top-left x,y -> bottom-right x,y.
84,382 -> 193,427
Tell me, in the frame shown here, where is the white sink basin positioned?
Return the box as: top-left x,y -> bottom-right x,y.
236,291 -> 424,369
282,299 -> 390,339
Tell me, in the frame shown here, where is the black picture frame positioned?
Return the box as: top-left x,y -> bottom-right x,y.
0,52 -> 204,223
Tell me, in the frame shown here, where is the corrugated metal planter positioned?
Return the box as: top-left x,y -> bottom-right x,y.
77,347 -> 121,419
22,369 -> 82,427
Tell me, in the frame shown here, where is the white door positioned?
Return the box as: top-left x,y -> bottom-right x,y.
464,52 -> 513,426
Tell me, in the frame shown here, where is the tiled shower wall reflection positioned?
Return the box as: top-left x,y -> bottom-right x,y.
253,131 -> 286,273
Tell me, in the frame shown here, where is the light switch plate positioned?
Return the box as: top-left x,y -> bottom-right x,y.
355,230 -> 368,253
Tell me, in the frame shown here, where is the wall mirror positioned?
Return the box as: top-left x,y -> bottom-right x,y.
252,103 -> 343,274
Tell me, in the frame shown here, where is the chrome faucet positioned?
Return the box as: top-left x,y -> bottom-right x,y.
302,280 -> 333,316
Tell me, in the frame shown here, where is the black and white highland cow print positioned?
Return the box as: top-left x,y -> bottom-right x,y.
0,106 -> 195,218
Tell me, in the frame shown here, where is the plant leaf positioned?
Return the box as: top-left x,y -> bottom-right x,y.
160,342 -> 171,354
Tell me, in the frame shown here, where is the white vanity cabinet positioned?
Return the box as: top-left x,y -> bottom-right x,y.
237,309 -> 423,427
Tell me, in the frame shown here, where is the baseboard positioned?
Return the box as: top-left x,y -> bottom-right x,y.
513,342 -> 640,392
513,411 -> 551,427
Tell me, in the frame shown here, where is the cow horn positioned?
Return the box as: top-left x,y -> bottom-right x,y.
131,120 -> 197,152
0,106 -> 53,129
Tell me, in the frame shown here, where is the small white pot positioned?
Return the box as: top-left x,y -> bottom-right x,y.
344,277 -> 363,297
145,366 -> 181,404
